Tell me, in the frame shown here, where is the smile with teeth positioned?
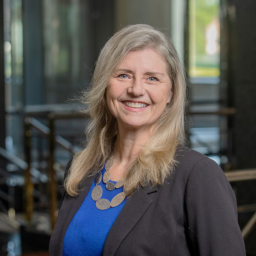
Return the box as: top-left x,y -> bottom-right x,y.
123,102 -> 148,108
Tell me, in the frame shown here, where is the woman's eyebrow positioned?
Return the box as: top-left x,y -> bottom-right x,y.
144,71 -> 165,77
115,68 -> 133,74
115,69 -> 165,77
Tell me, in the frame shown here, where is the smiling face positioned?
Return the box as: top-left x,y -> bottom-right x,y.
106,48 -> 172,132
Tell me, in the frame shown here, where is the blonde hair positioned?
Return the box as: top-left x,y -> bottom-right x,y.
65,24 -> 186,196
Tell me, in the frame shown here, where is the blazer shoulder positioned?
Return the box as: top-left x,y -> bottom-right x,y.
175,144 -> 210,162
174,144 -> 219,171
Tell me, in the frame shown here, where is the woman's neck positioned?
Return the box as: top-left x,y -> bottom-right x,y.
113,124 -> 154,168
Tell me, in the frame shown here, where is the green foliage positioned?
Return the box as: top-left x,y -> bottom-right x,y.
194,0 -> 219,55
189,0 -> 220,77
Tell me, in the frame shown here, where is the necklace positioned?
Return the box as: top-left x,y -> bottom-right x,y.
91,157 -> 126,210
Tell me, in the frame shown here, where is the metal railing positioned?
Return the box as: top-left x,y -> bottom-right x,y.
0,147 -> 44,229
225,169 -> 256,239
23,110 -> 87,229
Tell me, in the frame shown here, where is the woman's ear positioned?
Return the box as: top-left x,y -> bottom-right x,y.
167,84 -> 173,104
104,88 -> 107,99
167,93 -> 172,104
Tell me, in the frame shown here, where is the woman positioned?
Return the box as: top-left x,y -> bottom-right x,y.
49,24 -> 245,256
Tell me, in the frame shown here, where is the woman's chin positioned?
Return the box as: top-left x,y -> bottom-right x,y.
118,119 -> 155,132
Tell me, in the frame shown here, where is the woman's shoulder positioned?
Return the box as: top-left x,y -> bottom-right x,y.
175,144 -> 213,165
172,145 -> 237,223
173,144 -> 228,184
175,144 -> 221,171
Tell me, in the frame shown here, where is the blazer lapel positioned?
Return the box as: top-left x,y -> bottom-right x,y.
102,184 -> 158,256
50,173 -> 96,256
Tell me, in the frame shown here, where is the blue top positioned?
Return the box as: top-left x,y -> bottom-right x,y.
62,165 -> 127,256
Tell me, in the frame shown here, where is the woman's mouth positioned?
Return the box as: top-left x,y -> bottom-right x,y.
122,102 -> 148,108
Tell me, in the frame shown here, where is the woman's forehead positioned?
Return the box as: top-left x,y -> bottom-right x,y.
112,48 -> 170,77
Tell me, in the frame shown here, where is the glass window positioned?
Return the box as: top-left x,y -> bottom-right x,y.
189,0 -> 220,78
188,0 -> 225,165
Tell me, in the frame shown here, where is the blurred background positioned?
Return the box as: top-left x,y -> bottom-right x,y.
0,0 -> 256,255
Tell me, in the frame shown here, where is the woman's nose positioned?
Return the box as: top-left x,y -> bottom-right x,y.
128,78 -> 145,96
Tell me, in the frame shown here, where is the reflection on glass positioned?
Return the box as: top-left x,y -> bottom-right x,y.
4,0 -> 24,156
189,0 -> 220,78
4,41 -> 12,78
43,0 -> 94,104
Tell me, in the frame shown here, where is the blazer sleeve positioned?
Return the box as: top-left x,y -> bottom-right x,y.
185,158 -> 246,256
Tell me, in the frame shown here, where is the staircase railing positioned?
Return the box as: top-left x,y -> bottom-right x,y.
23,110 -> 87,230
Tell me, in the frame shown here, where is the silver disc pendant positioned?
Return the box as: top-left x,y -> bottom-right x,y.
103,171 -> 110,183
105,158 -> 113,170
96,199 -> 110,210
110,192 -> 126,207
115,178 -> 125,188
106,181 -> 115,191
91,185 -> 103,201
94,173 -> 102,185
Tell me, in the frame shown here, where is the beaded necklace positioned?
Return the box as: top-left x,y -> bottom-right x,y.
91,157 -> 126,210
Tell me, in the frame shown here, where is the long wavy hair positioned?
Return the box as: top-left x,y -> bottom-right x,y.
65,24 -> 186,197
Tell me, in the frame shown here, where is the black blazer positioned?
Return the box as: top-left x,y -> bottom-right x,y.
49,146 -> 246,256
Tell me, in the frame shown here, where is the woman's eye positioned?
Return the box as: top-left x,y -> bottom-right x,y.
118,74 -> 129,79
148,77 -> 158,81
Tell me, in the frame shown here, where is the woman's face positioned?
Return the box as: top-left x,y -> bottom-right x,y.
106,48 -> 172,131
